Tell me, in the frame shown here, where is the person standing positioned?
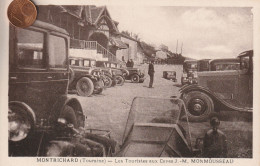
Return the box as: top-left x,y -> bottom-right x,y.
203,117 -> 228,158
126,60 -> 131,67
148,60 -> 155,88
130,59 -> 134,67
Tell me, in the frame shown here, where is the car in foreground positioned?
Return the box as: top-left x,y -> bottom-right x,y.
8,20 -> 116,157
69,57 -> 104,97
180,50 -> 253,121
116,97 -> 201,157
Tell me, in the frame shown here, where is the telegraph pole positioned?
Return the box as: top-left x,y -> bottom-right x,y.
181,42 -> 183,55
176,40 -> 178,54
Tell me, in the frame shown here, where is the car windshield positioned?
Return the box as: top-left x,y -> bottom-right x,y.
122,97 -> 192,146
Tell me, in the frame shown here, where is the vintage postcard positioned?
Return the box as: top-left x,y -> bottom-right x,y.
0,0 -> 259,166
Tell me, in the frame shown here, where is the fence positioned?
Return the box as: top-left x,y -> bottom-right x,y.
70,39 -> 116,61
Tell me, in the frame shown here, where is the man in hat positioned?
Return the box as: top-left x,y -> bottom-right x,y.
148,60 -> 155,88
203,117 -> 228,158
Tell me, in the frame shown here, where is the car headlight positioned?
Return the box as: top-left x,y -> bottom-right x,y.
93,71 -> 101,77
8,108 -> 32,142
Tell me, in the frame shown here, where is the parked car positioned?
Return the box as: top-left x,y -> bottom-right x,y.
78,58 -> 114,88
8,20 -> 86,155
181,60 -> 198,85
125,67 -> 145,83
116,97 -> 201,157
180,50 -> 253,121
163,71 -> 177,82
69,57 -> 104,97
197,59 -> 211,72
96,61 -> 126,86
9,20 -> 116,157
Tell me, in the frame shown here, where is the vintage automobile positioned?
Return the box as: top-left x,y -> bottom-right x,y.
163,71 -> 177,82
69,57 -> 104,97
197,59 -> 211,72
180,50 -> 253,121
8,21 -> 116,156
181,60 -> 198,85
96,61 -> 126,86
75,58 -> 114,88
116,97 -> 201,157
125,67 -> 145,83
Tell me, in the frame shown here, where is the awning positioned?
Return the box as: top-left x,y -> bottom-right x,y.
109,37 -> 128,49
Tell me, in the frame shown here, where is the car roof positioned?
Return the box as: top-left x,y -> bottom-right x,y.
184,60 -> 197,63
238,50 -> 253,58
209,58 -> 240,64
32,20 -> 69,35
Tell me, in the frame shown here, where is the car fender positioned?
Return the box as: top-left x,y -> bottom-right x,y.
49,95 -> 85,128
121,68 -> 129,76
9,101 -> 36,126
179,85 -> 251,112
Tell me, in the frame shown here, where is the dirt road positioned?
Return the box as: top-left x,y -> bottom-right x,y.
69,64 -> 252,157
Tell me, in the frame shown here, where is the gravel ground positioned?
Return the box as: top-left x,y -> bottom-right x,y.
69,64 -> 252,157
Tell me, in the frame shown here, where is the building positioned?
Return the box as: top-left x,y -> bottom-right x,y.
37,5 -> 127,61
116,34 -> 145,65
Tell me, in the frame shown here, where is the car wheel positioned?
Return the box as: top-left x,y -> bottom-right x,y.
115,75 -> 125,86
59,105 -> 78,128
102,75 -> 112,88
131,74 -> 140,83
182,91 -> 214,122
94,80 -> 104,94
76,77 -> 94,97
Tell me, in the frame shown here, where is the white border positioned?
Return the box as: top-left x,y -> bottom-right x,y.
0,0 -> 259,166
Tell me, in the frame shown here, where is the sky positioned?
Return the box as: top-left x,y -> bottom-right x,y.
107,6 -> 253,59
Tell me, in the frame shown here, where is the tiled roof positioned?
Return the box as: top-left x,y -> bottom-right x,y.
90,6 -> 105,23
59,6 -> 83,18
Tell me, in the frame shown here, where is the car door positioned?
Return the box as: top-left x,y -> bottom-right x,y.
9,26 -> 53,120
47,33 -> 69,100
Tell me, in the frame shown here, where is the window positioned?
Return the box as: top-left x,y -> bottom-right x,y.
83,60 -> 90,67
49,35 -> 67,68
111,64 -> 116,68
90,60 -> 96,67
16,29 -> 44,68
70,59 -> 79,66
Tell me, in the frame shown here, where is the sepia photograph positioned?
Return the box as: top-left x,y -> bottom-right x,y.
2,0 -> 259,165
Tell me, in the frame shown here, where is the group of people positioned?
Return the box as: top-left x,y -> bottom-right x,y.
126,59 -> 134,68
